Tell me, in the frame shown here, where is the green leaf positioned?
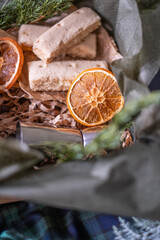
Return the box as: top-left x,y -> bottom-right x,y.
0,142 -> 160,220
0,140 -> 43,181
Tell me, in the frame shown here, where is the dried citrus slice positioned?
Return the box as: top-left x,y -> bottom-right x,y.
0,37 -> 24,90
67,68 -> 124,126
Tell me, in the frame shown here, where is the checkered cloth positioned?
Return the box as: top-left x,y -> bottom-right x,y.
0,201 -> 130,240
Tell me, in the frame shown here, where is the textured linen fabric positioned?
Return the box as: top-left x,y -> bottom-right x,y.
0,201 -> 130,240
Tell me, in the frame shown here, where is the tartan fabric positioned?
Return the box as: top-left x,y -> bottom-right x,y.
0,201 -> 128,240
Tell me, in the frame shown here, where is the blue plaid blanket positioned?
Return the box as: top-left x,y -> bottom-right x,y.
0,201 -> 128,240
0,202 -> 160,239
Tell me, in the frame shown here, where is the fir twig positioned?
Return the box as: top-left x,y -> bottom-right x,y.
132,217 -> 160,232
84,91 -> 160,155
33,91 -> 160,162
113,217 -> 160,240
0,0 -> 73,29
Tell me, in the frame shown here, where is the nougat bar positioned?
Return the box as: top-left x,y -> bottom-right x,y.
33,7 -> 101,63
28,60 -> 107,91
18,23 -> 97,59
18,24 -> 50,51
67,33 -> 97,59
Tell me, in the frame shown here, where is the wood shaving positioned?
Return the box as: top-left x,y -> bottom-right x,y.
0,87 -> 77,139
121,129 -> 134,148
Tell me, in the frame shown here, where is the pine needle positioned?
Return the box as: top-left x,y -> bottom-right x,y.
0,0 -> 73,29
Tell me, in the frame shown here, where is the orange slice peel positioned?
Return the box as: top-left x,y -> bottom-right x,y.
67,68 -> 124,126
0,37 -> 24,91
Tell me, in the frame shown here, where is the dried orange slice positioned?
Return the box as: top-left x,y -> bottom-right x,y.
0,37 -> 24,90
67,68 -> 124,126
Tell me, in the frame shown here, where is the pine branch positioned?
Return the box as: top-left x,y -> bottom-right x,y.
113,225 -> 127,240
0,0 -> 73,29
133,217 -> 160,232
33,91 -> 160,162
114,217 -> 140,239
113,217 -> 160,240
84,91 -> 160,156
